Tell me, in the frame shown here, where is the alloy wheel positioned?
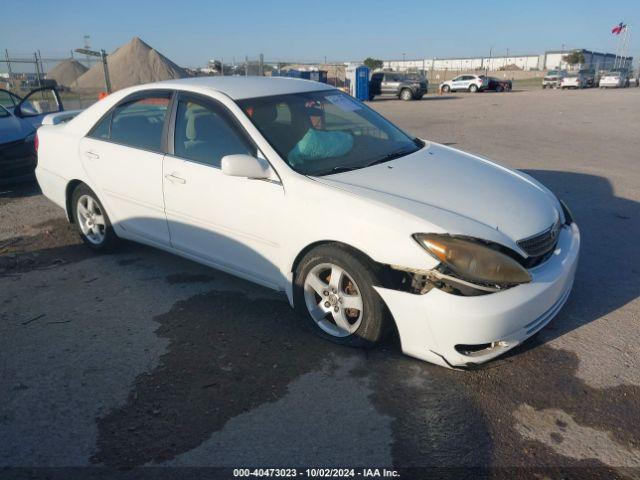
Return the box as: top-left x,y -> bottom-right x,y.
76,194 -> 106,245
303,263 -> 363,337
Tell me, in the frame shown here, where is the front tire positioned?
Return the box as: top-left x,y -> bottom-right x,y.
441,84 -> 450,93
294,245 -> 388,348
72,184 -> 118,252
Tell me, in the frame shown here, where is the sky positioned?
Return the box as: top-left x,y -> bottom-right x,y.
2,0 -> 639,69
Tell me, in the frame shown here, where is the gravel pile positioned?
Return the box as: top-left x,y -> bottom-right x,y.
73,37 -> 189,91
46,59 -> 88,88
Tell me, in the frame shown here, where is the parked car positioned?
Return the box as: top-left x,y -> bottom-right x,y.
599,69 -> 629,88
542,70 -> 567,89
483,76 -> 512,92
369,72 -> 428,101
35,77 -> 580,368
560,72 -> 590,89
440,74 -> 488,93
0,87 -> 63,185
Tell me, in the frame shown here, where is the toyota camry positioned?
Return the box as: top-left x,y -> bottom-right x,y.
35,77 -> 580,368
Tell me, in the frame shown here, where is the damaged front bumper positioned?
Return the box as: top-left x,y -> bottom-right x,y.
375,223 -> 580,368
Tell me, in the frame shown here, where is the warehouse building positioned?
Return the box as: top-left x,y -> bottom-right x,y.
384,49 -> 632,72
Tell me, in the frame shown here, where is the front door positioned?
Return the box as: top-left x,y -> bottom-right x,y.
14,88 -> 63,128
162,93 -> 286,288
79,90 -> 172,245
382,74 -> 400,95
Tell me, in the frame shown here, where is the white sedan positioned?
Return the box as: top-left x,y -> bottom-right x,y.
599,70 -> 628,88
35,77 -> 580,368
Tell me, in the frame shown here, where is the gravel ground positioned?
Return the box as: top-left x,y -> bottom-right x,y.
1,87 -> 639,479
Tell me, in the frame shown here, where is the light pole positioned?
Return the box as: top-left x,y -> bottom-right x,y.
402,52 -> 406,71
75,47 -> 111,93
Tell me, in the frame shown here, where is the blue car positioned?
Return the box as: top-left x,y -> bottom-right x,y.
0,88 -> 64,185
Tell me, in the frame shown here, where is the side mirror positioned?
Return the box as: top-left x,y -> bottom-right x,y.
221,154 -> 272,179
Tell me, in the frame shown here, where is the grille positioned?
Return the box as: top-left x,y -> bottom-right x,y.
517,221 -> 561,258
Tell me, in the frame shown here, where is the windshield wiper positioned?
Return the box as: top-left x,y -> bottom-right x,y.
367,147 -> 417,167
330,166 -> 356,173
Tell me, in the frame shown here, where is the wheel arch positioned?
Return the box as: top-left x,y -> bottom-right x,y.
65,179 -> 84,223
290,240 -> 380,276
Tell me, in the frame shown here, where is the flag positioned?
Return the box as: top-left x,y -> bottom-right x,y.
612,22 -> 626,35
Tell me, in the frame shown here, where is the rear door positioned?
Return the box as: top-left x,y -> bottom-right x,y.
459,75 -> 474,90
79,90 -> 172,246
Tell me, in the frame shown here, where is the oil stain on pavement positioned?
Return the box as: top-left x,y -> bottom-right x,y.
91,287 -> 353,466
91,280 -> 640,477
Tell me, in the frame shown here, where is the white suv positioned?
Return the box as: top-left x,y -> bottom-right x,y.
440,74 -> 488,93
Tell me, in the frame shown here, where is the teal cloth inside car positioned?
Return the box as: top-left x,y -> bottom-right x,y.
288,129 -> 354,167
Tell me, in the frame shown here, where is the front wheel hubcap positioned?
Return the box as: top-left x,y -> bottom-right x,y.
76,194 -> 106,245
303,263 -> 363,337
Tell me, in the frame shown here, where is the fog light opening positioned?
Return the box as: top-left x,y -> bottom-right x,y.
455,340 -> 510,357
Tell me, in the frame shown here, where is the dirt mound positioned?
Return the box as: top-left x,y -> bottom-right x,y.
46,59 -> 88,87
73,37 -> 189,92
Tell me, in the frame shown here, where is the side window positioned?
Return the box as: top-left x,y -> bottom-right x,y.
0,90 -> 18,109
89,112 -> 111,140
110,94 -> 170,151
174,98 -> 255,168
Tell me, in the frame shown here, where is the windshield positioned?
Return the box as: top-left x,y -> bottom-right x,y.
237,90 -> 423,176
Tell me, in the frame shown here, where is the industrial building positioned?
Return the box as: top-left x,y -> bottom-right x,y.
383,49 -> 633,72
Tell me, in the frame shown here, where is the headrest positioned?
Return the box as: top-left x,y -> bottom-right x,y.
252,104 -> 277,125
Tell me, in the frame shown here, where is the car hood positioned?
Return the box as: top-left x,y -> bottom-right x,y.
314,143 -> 560,243
0,115 -> 35,144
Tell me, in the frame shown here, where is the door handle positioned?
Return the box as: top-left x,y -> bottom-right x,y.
84,151 -> 99,159
165,173 -> 186,184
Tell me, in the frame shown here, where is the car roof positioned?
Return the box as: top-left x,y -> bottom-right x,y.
150,76 -> 335,100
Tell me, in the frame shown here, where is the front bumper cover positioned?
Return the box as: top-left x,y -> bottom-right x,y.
375,223 -> 580,368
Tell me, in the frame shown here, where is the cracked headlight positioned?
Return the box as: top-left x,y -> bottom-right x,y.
413,233 -> 531,286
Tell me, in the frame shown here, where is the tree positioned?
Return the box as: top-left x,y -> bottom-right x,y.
563,50 -> 585,66
363,57 -> 384,70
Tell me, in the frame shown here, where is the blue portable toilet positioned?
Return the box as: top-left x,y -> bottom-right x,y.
355,66 -> 370,101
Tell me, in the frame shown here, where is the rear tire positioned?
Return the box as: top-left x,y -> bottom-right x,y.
71,184 -> 118,252
293,245 -> 389,348
469,84 -> 478,93
400,88 -> 413,101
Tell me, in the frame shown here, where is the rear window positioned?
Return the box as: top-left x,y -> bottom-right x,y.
88,93 -> 171,151
110,96 -> 169,151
